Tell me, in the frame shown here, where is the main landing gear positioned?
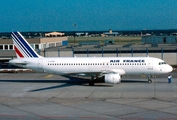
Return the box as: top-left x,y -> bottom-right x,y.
89,76 -> 95,86
89,81 -> 95,86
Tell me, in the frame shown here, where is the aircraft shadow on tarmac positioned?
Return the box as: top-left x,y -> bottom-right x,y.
0,76 -> 148,92
28,76 -> 114,92
121,79 -> 148,83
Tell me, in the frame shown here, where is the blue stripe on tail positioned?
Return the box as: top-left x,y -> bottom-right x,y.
12,32 -> 38,58
12,33 -> 32,57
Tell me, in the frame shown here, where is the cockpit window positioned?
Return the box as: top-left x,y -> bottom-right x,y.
159,62 -> 166,65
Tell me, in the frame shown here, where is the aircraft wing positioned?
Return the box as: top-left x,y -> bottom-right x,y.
64,69 -> 125,77
100,69 -> 125,75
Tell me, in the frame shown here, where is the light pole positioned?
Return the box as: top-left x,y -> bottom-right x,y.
73,24 -> 76,45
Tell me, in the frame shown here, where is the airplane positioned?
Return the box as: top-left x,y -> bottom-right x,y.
9,31 -> 173,86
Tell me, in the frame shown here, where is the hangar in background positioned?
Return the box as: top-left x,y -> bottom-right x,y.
142,36 -> 177,47
0,35 -> 68,51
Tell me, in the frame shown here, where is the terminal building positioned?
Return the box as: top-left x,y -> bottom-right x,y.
0,32 -> 68,51
0,37 -> 68,51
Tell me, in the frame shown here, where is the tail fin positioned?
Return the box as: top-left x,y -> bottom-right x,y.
11,31 -> 42,58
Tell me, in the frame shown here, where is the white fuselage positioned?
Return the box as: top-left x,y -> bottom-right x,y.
9,57 -> 173,76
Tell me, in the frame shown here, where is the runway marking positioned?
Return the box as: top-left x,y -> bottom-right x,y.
45,74 -> 53,78
39,116 -> 67,118
0,114 -> 26,118
80,116 -> 107,119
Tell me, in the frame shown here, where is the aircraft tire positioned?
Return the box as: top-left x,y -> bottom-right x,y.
89,81 -> 94,86
148,79 -> 152,83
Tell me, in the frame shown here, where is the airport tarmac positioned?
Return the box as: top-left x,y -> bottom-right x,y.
0,71 -> 177,120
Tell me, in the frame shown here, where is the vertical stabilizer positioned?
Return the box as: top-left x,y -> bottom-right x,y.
11,32 -> 42,58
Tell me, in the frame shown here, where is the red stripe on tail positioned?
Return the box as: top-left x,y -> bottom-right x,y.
14,46 -> 24,58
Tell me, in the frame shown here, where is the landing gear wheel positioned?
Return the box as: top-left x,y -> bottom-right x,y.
148,75 -> 152,83
148,79 -> 152,83
89,81 -> 94,86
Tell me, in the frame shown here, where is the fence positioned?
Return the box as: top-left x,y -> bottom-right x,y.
44,47 -> 177,65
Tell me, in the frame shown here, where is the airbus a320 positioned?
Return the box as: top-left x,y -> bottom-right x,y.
9,32 -> 173,86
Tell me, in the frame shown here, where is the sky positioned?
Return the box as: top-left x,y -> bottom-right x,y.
0,0 -> 177,32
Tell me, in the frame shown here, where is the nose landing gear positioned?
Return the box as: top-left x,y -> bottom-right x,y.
148,75 -> 153,83
148,78 -> 152,83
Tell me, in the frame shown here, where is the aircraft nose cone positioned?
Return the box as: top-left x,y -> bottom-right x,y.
168,65 -> 173,72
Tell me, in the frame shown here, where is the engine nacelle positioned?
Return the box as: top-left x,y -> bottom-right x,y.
104,73 -> 121,84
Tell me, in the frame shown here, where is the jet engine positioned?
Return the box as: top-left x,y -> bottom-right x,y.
104,73 -> 121,84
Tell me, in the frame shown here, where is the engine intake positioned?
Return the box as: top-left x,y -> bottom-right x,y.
105,73 -> 121,84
